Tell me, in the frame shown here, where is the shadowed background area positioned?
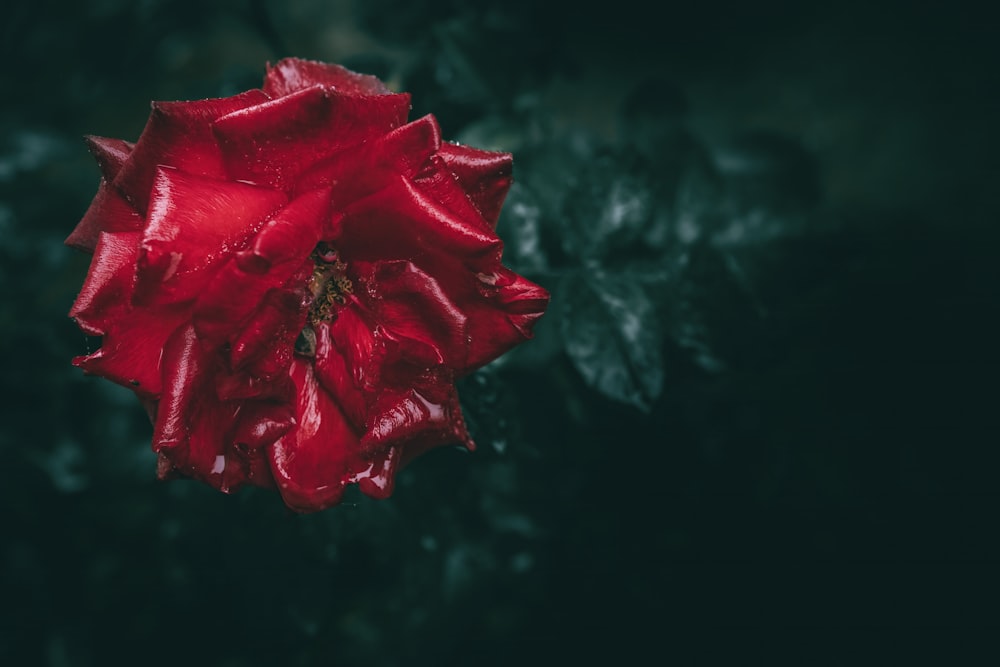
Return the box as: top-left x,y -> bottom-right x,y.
2,0 -> 998,664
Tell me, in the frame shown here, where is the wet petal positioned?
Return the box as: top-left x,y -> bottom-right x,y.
65,180 -> 143,252
293,114 -> 441,198
365,252 -> 547,374
366,260 -> 468,367
264,57 -> 393,97
70,230 -> 189,399
135,167 -> 287,305
113,89 -> 268,212
69,231 -> 141,333
193,187 -> 329,346
213,86 -> 411,191
152,324 -> 253,492
224,443 -> 276,489
338,173 -> 500,264
312,318 -> 368,429
84,136 -> 134,180
229,286 -> 309,381
232,400 -> 296,450
436,142 -> 513,228
268,359 -> 362,512
360,381 -> 471,463
459,266 -> 550,372
350,249 -> 547,374
349,446 -> 401,500
413,154 -> 492,229
74,306 -> 188,399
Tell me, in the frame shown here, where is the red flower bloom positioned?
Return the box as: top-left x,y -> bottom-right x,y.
67,59 -> 548,512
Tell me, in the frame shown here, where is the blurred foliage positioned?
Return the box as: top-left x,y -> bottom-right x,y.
2,0 -> 999,665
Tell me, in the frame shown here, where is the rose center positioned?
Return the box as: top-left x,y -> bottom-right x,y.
295,242 -> 353,358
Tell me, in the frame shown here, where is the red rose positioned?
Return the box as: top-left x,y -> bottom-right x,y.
67,58 -> 548,512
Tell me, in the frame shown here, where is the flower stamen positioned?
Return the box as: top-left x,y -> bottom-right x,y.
308,243 -> 353,326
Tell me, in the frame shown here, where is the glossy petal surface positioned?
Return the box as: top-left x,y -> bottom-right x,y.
136,168 -> 287,305
65,181 -> 143,252
269,359 -> 361,511
437,143 -> 513,228
264,57 -> 393,97
114,90 -> 269,212
213,86 -> 411,191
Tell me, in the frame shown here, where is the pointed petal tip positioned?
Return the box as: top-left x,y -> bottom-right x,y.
83,136 -> 135,181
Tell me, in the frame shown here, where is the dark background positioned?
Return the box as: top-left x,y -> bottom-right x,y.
2,1 -> 998,664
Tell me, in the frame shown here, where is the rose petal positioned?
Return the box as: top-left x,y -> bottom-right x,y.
413,154 -> 493,229
65,180 -> 143,252
232,400 -> 296,450
228,286 -> 309,381
67,227 -> 208,398
193,187 -> 329,346
224,443 -> 276,489
349,446 -> 401,500
69,231 -> 141,333
113,89 -> 269,213
435,142 -> 513,228
214,86 -> 411,191
74,305 -> 189,399
85,135 -> 134,180
454,265 -> 550,373
365,260 -> 468,367
293,114 -> 441,199
324,304 -> 382,393
338,174 -> 500,264
362,256 -> 548,374
264,57 -> 393,97
153,324 -> 253,492
268,359 -> 363,512
135,167 -> 287,306
360,381 -> 472,463
312,317 -> 370,429
153,324 -> 213,455
215,362 -> 296,403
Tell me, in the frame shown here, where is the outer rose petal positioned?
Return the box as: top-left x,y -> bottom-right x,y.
152,338 -> 290,491
113,89 -> 269,213
413,154 -> 494,230
264,57 -> 393,97
153,335 -> 239,490
74,306 -> 189,399
213,86 -> 411,191
269,359 -> 366,512
221,443 -> 277,490
436,143 -> 513,228
361,380 -> 473,465
65,179 -> 143,253
338,174 -> 500,264
85,135 -> 135,181
360,252 -> 547,373
70,231 -> 188,399
455,266 -> 550,372
70,231 -> 142,333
